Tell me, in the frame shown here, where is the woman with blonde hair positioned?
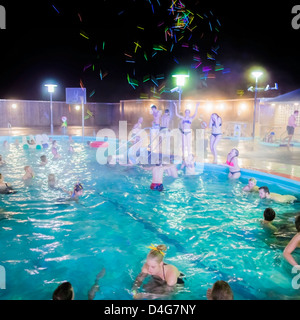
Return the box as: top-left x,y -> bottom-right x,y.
131,244 -> 184,299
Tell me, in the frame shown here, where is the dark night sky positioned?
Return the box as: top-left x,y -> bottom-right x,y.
0,0 -> 300,102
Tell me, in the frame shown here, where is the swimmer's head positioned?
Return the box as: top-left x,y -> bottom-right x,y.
0,173 -> 3,181
74,183 -> 83,196
146,244 -> 167,274
87,141 -> 91,146
248,178 -> 257,188
294,110 -> 299,115
52,140 -> 57,146
151,105 -> 157,110
264,208 -> 276,222
48,174 -> 55,182
40,155 -> 47,163
24,165 -> 32,173
52,281 -> 74,300
164,109 -> 169,115
295,214 -> 300,232
210,281 -> 234,300
259,186 -> 270,199
185,109 -> 191,116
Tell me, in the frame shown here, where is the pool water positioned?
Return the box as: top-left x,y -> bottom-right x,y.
0,138 -> 300,300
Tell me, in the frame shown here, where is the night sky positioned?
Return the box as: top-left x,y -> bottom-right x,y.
0,0 -> 299,102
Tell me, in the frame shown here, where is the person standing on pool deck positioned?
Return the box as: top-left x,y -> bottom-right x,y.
131,244 -> 184,299
224,148 -> 241,179
174,102 -> 199,159
150,105 -> 162,154
283,214 -> 300,269
282,110 -> 298,147
209,113 -> 222,164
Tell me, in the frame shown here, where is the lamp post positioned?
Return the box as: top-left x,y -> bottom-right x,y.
172,74 -> 189,113
44,84 -> 57,135
251,72 -> 263,140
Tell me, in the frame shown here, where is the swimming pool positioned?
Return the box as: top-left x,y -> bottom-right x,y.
0,136 -> 300,300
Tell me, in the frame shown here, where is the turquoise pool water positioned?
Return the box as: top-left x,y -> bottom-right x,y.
0,136 -> 300,300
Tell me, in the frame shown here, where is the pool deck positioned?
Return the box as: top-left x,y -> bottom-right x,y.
1,126 -> 300,181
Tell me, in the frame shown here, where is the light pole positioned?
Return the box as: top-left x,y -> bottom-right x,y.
251,72 -> 263,139
172,74 -> 189,113
45,84 -> 57,135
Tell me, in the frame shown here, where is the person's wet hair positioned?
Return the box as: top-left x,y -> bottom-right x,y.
52,282 -> 73,300
259,186 -> 270,194
295,214 -> 300,232
264,208 -> 276,222
211,281 -> 233,300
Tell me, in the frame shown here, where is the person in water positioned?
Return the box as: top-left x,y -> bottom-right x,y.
0,173 -> 15,194
206,280 -> 234,300
22,166 -> 34,181
258,186 -> 297,203
181,154 -> 197,175
174,102 -> 199,159
243,177 -> 259,192
209,113 -> 222,164
224,148 -> 241,179
143,159 -> 176,191
261,208 -> 278,233
131,244 -> 184,299
40,155 -> 48,166
0,155 -> 6,166
283,214 -> 300,269
52,268 -> 105,300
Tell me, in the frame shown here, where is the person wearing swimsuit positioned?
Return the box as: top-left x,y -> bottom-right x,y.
174,102 -> 199,159
209,113 -> 222,164
131,244 -> 184,299
225,148 -> 241,179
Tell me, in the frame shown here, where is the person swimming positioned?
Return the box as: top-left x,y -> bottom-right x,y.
70,183 -> 84,199
22,166 -> 34,181
259,186 -> 297,204
131,244 -> 184,299
243,178 -> 259,192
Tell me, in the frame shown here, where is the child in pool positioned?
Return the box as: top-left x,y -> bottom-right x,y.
22,166 -> 34,181
131,244 -> 184,300
243,178 -> 259,192
259,186 -> 297,203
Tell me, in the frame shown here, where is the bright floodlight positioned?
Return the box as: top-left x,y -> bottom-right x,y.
44,84 -> 57,93
172,74 -> 189,87
251,71 -> 263,80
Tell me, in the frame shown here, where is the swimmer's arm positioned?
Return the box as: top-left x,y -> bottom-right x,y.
132,271 -> 148,291
243,185 -> 250,192
283,234 -> 300,268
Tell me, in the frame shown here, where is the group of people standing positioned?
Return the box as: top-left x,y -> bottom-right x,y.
136,103 -> 223,164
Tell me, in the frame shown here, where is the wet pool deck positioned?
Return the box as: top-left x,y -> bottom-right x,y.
1,126 -> 300,181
